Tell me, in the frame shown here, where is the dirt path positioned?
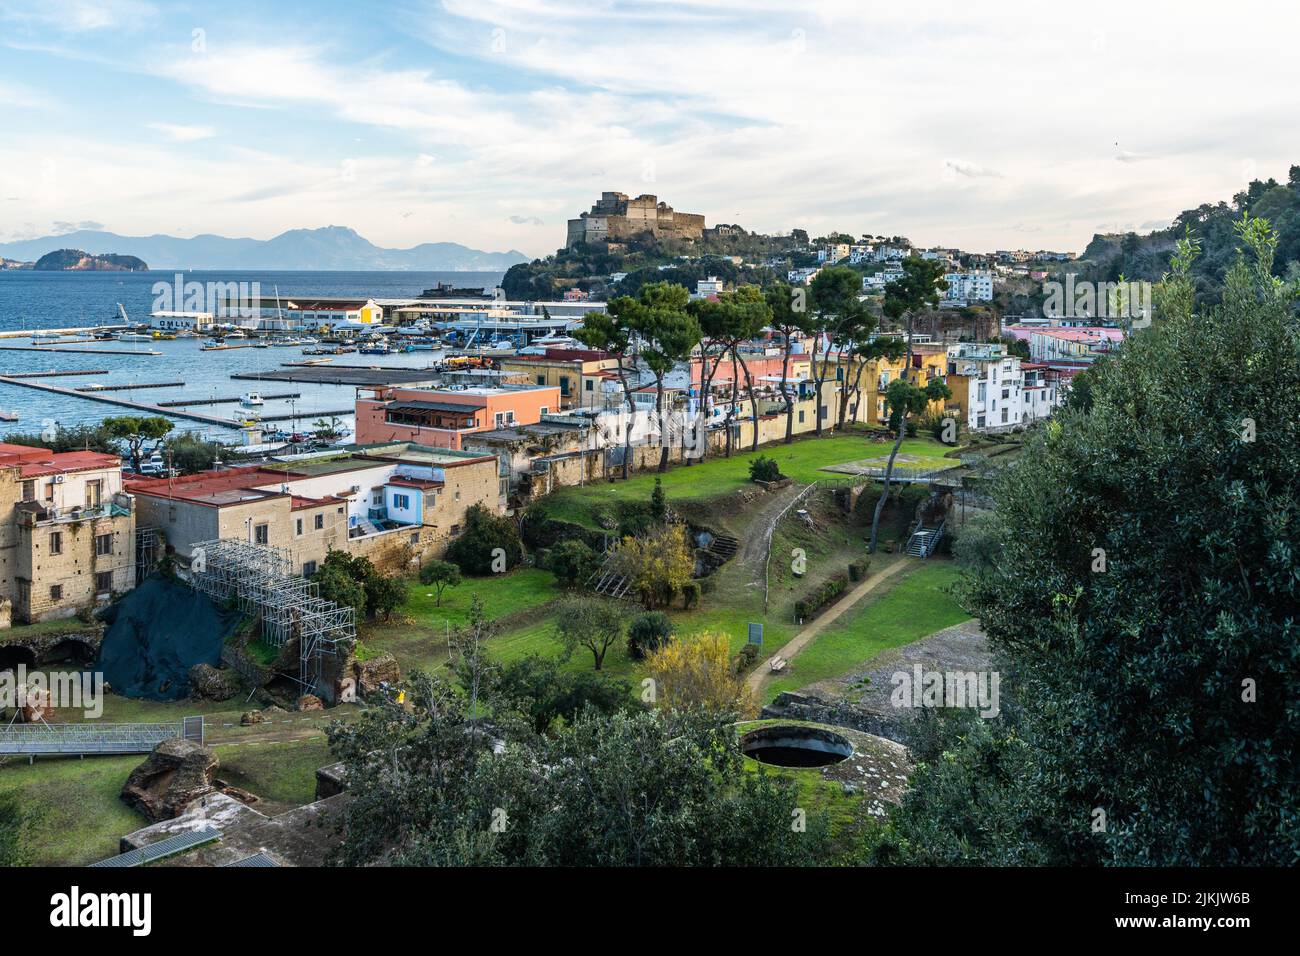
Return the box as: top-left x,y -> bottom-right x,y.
746,556 -> 914,696
737,481 -> 814,598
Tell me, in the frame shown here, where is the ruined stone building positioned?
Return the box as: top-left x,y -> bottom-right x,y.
566,192 -> 706,248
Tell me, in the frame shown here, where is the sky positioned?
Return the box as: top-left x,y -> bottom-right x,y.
0,0 -> 1297,259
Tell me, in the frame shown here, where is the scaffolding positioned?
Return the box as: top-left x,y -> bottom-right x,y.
135,527 -> 161,584
188,539 -> 354,697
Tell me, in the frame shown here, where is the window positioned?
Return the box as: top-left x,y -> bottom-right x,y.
494,412 -> 504,427
454,489 -> 460,501
95,571 -> 113,594
85,479 -> 102,508
254,523 -> 269,545
296,518 -> 304,536
559,375 -> 570,395
585,379 -> 594,391
450,524 -> 462,536
95,533 -> 113,556
303,560 -> 317,576
314,514 -> 324,530
393,493 -> 411,510
1001,407 -> 1009,423
49,531 -> 63,555
410,532 -> 420,544
537,374 -> 546,386
539,407 -> 548,416
20,480 -> 35,501
50,584 -> 63,602
372,490 -> 383,506
16,579 -> 30,605
798,409 -> 806,424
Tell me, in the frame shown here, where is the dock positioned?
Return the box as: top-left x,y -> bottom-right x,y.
156,392 -> 301,407
255,408 -> 353,422
230,366 -> 443,387
0,325 -> 127,341
1,369 -> 109,378
0,376 -> 240,429
0,345 -> 161,356
76,381 -> 186,392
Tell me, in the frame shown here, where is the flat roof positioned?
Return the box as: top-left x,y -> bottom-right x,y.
387,399 -> 487,414
0,443 -> 120,478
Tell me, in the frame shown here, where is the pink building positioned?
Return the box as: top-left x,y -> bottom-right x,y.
355,385 -> 561,449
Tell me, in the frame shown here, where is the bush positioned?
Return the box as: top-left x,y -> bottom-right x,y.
733,642 -> 761,675
793,573 -> 849,623
749,455 -> 782,483
550,539 -> 600,588
680,580 -> 701,609
445,504 -> 524,575
627,611 -> 675,661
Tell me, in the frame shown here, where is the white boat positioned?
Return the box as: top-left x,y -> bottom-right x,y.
241,392 -> 265,406
117,332 -> 155,342
31,330 -> 61,341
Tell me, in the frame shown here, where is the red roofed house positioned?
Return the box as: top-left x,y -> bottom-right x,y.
125,441 -> 503,576
0,442 -> 136,625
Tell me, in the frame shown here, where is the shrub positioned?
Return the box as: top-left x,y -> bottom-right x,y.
627,611 -> 675,661
445,503 -> 524,575
550,539 -> 600,588
749,455 -> 782,483
733,642 -> 761,675
793,573 -> 849,623
680,581 -> 701,609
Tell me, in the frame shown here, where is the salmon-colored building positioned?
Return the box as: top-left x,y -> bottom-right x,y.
355,385 -> 562,449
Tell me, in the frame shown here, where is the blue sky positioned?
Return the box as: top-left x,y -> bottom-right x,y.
1,0 -> 1296,257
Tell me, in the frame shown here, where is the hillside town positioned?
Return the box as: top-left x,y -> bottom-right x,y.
1,0 -> 1295,937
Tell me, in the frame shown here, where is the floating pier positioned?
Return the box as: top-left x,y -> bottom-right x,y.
76,381 -> 186,392
0,376 -> 239,428
0,369 -> 109,378
0,345 -> 161,356
156,392 -> 302,407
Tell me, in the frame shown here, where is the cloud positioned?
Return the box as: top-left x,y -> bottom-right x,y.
147,122 -> 216,142
0,0 -> 157,32
51,219 -> 104,233
509,215 -> 544,225
944,159 -> 1001,179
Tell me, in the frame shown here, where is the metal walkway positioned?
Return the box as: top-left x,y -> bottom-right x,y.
0,716 -> 203,758
89,827 -> 221,868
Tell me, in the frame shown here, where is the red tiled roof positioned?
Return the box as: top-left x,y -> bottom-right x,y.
386,477 -> 444,490
543,347 -> 609,362
0,443 -> 120,478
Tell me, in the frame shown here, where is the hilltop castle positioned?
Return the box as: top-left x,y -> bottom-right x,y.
566,192 -> 706,248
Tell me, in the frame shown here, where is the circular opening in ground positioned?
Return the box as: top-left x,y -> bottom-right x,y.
740,725 -> 853,768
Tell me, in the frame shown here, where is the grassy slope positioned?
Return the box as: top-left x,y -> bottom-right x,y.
764,561 -> 969,701
534,431 -> 959,529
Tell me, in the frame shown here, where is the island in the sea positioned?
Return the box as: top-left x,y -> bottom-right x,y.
33,248 -> 148,271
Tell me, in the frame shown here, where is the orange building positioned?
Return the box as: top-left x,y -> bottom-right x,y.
355,385 -> 561,449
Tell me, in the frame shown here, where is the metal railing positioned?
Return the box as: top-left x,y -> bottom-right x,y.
0,720 -> 187,756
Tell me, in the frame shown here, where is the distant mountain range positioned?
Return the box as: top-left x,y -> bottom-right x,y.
0,226 -> 529,271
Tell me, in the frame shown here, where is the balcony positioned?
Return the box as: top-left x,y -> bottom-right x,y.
15,500 -> 131,528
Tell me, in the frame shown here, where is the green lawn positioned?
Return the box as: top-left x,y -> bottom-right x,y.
534,430 -> 960,529
361,567 -> 559,672
764,561 -> 970,701
0,735 -> 335,866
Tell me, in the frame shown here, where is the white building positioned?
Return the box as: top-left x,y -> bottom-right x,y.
943,271 -> 995,302
818,243 -> 851,264
947,343 -> 1025,431
788,267 -> 822,285
149,310 -> 215,332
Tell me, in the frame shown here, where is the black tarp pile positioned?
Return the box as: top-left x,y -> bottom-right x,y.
98,575 -> 241,700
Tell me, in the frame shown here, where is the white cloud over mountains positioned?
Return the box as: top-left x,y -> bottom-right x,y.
1,0 -> 1296,255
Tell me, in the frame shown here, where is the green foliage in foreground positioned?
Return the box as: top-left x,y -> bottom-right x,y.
876,219 -> 1300,866
326,672 -> 829,866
